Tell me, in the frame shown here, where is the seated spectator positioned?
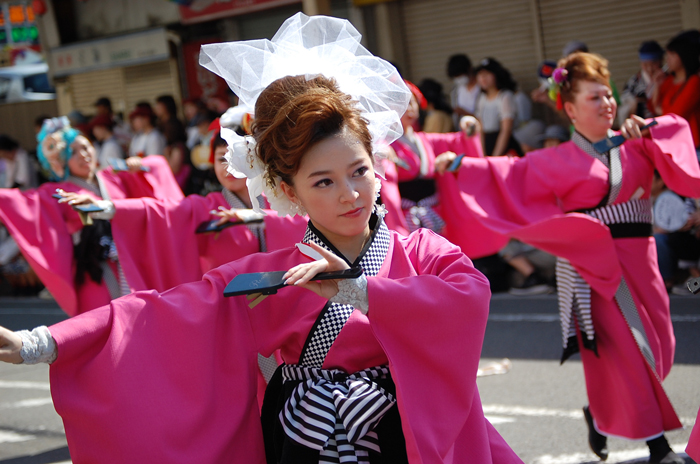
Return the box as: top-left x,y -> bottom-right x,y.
474,58 -> 523,157
540,124 -> 570,148
513,119 -> 545,153
94,97 -> 132,153
89,114 -> 125,168
650,30 -> 700,155
128,103 -> 166,158
447,54 -> 480,127
0,135 -> 34,189
418,78 -> 454,133
618,41 -> 664,126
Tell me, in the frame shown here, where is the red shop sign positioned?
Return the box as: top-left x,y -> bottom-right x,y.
182,39 -> 230,102
179,0 -> 300,25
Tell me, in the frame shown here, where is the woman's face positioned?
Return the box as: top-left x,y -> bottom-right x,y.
665,50 -> 682,74
400,94 -> 420,129
68,136 -> 97,178
282,128 -> 375,242
214,145 -> 247,193
565,80 -> 616,140
476,70 -> 496,90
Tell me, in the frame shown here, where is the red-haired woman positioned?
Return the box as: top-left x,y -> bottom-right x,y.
439,52 -> 700,464
0,14 -> 523,464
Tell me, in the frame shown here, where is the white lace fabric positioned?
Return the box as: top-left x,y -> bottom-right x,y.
330,274 -> 369,314
17,326 -> 57,364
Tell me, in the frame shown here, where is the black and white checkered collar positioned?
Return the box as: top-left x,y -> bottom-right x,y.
571,129 -> 615,168
302,214 -> 390,277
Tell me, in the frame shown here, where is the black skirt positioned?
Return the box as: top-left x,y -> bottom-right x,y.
483,130 -> 524,157
261,365 -> 409,464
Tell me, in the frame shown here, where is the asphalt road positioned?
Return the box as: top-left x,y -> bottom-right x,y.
0,294 -> 698,464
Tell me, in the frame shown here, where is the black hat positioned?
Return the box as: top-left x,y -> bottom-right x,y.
93,97 -> 112,109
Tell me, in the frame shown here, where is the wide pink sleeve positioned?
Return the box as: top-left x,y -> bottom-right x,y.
99,155 -> 184,201
642,114 -> 700,197
366,230 -> 511,462
456,153 -> 622,299
422,131 -> 484,159
110,196 -> 211,292
49,265 -> 265,464
0,188 -> 79,315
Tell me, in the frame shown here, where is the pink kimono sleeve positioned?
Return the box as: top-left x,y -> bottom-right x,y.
49,265 -> 265,464
0,188 -> 79,315
422,131 -> 484,159
379,158 -> 411,235
643,114 -> 700,197
110,196 -> 210,292
366,229 -> 520,463
99,155 -> 184,201
456,153 -> 623,299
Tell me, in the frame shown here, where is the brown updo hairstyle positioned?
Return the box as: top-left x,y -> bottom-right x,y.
253,75 -> 373,188
557,52 -> 611,104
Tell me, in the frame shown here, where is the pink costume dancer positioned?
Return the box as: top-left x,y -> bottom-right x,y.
107,190 -> 307,293
381,83 -> 507,258
454,54 -> 697,463
0,119 -> 183,316
0,14 -> 523,464
457,114 -> 697,455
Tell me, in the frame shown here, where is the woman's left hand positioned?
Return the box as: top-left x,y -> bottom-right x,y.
621,115 -> 652,140
210,206 -> 240,226
55,190 -> 98,207
284,242 -> 350,300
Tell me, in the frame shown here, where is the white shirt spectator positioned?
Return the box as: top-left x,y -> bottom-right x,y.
129,130 -> 166,158
97,136 -> 125,168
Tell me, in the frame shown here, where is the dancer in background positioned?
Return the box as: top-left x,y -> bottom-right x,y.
0,118 -> 183,316
443,52 -> 697,464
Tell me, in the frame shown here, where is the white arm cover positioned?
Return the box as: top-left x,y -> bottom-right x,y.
330,274 -> 369,314
17,326 -> 57,364
89,200 -> 116,220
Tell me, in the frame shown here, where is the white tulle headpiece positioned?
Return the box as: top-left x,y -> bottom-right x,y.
199,13 -> 410,216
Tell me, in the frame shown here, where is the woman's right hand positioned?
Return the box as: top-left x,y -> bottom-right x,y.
0,326 -> 23,364
435,151 -> 458,175
56,189 -> 98,207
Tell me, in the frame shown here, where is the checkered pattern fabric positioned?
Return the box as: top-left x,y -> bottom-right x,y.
299,217 -> 390,368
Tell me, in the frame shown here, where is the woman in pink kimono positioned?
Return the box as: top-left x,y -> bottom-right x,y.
59,132 -> 307,294
381,81 -> 508,258
438,52 -> 699,464
0,14 -> 522,464
0,118 -> 184,316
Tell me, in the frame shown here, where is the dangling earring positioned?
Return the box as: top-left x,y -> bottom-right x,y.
292,202 -> 307,216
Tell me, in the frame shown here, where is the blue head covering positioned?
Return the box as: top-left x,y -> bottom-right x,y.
36,117 -> 80,181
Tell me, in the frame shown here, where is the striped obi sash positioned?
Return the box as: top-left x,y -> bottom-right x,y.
280,365 -> 396,463
276,215 -> 393,462
556,198 -> 653,361
401,193 -> 445,234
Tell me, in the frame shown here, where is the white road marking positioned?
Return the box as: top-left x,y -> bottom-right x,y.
482,404 -> 695,427
1,397 -> 53,409
488,313 -> 700,322
0,380 -> 50,390
0,430 -> 35,443
485,415 -> 516,425
531,443 -> 688,464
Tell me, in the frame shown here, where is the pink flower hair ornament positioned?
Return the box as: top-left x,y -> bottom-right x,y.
547,67 -> 569,110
